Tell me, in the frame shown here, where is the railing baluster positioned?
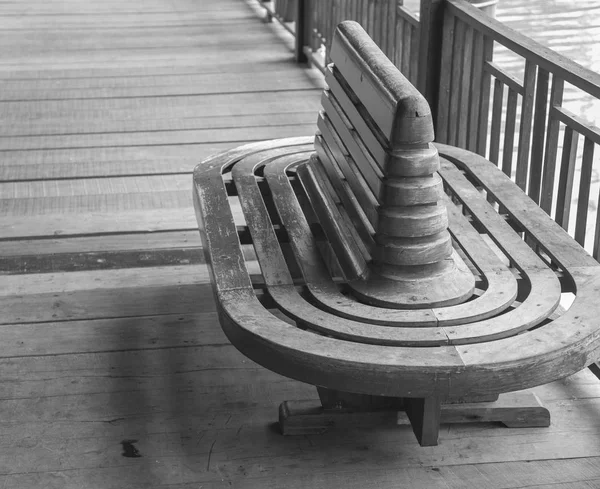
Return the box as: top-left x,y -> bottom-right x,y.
515,60 -> 536,191
476,35 -> 494,157
457,24 -> 474,148
594,190 -> 600,260
409,24 -> 420,86
385,0 -> 397,61
555,127 -> 579,231
436,9 -> 456,144
539,76 -> 564,214
377,0 -> 386,55
401,18 -> 412,77
467,29 -> 483,152
489,79 -> 504,165
449,19 -> 466,146
395,14 -> 405,70
575,137 -> 595,246
528,67 -> 550,203
502,88 -> 519,177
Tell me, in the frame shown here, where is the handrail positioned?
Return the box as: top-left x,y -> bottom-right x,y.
446,0 -> 600,98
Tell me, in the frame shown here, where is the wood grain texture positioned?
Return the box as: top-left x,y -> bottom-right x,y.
4,0 -> 600,483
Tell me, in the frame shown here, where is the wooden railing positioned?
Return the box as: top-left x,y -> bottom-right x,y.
260,0 -> 420,86
253,0 -> 600,377
257,0 -> 600,259
437,0 -> 600,259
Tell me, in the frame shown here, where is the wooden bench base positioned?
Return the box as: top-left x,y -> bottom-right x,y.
279,390 -> 550,446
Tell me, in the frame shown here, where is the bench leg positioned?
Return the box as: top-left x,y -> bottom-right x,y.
279,388 -> 402,436
437,391 -> 550,428
278,389 -> 550,447
404,396 -> 442,447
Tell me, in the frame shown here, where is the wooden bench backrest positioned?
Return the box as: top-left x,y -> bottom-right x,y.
312,21 -> 452,281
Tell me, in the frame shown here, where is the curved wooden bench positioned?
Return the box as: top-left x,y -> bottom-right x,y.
193,21 -> 600,446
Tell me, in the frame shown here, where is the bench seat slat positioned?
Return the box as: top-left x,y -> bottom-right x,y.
265,156 -> 525,333
264,155 -> 438,327
232,147 -> 314,287
439,144 -> 600,270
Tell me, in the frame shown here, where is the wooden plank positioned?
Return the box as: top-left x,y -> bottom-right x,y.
466,29 -> 483,152
0,230 -> 201,256
0,312 -> 229,357
0,143 -> 239,181
3,110 -> 318,139
1,89 -> 321,124
523,65 -> 547,201
539,75 -> 565,213
436,9 -> 455,145
328,20 -> 434,146
0,207 -> 200,239
456,24 -> 473,149
489,78 -> 504,165
319,95 -> 384,201
555,126 -> 579,230
0,123 -> 317,151
501,87 -> 518,178
323,66 -> 388,165
0,265 -> 219,324
485,61 -> 524,96
574,137 -> 595,246
0,58 -> 310,80
0,70 -> 323,101
439,144 -> 599,269
476,35 -> 494,156
446,0 -> 600,100
0,247 -> 208,274
448,18 -> 465,146
314,134 -> 377,242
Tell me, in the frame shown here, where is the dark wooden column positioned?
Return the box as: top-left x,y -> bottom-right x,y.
417,0 -> 498,123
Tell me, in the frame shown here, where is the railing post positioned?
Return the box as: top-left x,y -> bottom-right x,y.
418,0 -> 497,129
295,0 -> 312,63
417,0 -> 445,123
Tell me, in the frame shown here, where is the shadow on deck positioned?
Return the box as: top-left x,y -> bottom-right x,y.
1,0 -> 600,487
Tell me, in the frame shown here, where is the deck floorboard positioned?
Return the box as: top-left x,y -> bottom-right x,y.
1,0 -> 599,487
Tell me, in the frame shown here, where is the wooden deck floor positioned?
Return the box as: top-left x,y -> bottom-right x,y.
1,0 -> 600,487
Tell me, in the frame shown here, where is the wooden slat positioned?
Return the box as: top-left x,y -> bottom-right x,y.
0,123 -> 317,151
319,94 -> 384,201
448,18 -> 466,146
484,61 -> 524,95
514,60 -> 536,190
328,20 -> 433,146
439,144 -> 599,269
501,87 -> 518,178
435,8 -> 455,144
574,137 -> 595,246
314,133 -> 377,240
555,126 -> 579,230
553,106 -> 600,145
466,29 -> 483,152
539,75 -> 565,213
323,66 -> 388,165
457,24 -> 474,149
489,78 -> 504,165
446,0 -> 600,99
527,66 -> 550,203
476,35 -> 494,156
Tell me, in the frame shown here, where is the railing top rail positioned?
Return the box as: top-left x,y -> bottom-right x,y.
447,0 -> 600,98
397,4 -> 419,27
